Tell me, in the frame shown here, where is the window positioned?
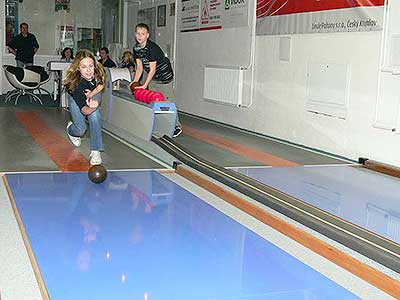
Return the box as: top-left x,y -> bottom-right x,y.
5,0 -> 18,48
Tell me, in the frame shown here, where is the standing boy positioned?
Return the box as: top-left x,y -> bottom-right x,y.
132,23 -> 182,137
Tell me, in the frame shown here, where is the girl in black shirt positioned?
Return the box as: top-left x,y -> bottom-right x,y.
64,50 -> 106,165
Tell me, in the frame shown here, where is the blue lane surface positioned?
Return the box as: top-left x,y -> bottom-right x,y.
234,166 -> 400,244
7,171 -> 357,300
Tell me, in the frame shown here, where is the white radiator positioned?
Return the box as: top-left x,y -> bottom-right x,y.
203,65 -> 244,107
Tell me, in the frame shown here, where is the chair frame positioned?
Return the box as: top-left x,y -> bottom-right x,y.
26,65 -> 53,99
3,65 -> 43,105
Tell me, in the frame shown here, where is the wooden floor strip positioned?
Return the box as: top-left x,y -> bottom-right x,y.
16,112 -> 90,172
175,165 -> 400,299
363,159 -> 400,179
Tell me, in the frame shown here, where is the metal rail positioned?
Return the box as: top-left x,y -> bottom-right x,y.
153,135 -> 400,273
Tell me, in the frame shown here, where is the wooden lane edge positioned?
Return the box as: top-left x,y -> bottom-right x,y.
175,165 -> 400,299
363,160 -> 400,179
158,168 -> 176,174
2,175 -> 50,300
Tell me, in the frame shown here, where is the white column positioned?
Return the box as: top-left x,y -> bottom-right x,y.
0,0 -> 5,94
122,0 -> 128,47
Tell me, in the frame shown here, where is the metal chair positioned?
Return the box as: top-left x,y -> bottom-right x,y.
25,65 -> 52,98
3,65 -> 43,105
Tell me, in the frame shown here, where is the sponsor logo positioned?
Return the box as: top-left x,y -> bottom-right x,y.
224,0 -> 230,9
224,0 -> 245,10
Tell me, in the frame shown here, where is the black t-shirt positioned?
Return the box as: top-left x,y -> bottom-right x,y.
98,57 -> 116,68
9,33 -> 39,63
69,78 -> 97,110
133,40 -> 173,83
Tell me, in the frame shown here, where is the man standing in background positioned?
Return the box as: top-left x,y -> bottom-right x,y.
8,23 -> 39,68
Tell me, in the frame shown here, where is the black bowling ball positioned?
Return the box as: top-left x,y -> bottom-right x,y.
88,165 -> 107,184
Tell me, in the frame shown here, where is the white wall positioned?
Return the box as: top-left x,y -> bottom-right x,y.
125,0 -> 139,50
18,0 -> 101,55
252,32 -> 396,162
135,0 -> 175,59
173,3 -> 400,166
174,0 -> 255,124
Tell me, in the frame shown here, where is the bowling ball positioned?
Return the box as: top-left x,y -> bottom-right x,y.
133,88 -> 143,101
88,165 -> 108,184
141,89 -> 152,103
133,89 -> 142,101
134,89 -> 146,102
130,81 -> 141,93
152,92 -> 165,102
147,91 -> 156,103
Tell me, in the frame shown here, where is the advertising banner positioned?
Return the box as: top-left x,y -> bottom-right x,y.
256,0 -> 385,35
181,0 -> 200,32
180,0 -> 249,32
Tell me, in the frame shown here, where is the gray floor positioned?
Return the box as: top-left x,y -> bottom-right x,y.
0,107 -> 163,172
0,108 -> 59,172
0,106 -> 350,172
177,113 -> 350,166
175,134 -> 263,167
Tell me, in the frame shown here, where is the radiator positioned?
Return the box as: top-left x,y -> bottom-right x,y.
203,65 -> 244,107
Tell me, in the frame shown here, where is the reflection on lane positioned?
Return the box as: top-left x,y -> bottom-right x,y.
234,165 -> 400,243
7,170 -> 357,300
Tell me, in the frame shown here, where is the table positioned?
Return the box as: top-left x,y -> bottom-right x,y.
47,61 -> 71,108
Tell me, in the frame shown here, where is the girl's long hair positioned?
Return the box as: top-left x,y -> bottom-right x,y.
64,49 -> 106,92
122,50 -> 135,64
121,50 -> 136,71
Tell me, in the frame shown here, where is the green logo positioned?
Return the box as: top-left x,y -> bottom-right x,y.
224,0 -> 230,9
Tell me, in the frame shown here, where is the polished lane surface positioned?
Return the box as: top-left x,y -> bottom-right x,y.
234,165 -> 400,244
7,170 -> 357,300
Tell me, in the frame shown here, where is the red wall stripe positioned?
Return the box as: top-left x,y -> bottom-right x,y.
257,0 -> 384,18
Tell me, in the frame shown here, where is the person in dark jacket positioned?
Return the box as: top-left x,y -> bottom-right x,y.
8,23 -> 39,67
98,47 -> 116,68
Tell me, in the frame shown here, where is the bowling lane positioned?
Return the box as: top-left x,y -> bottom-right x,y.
173,134 -> 264,167
3,170 -> 391,300
176,113 -> 350,166
233,165 -> 400,244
